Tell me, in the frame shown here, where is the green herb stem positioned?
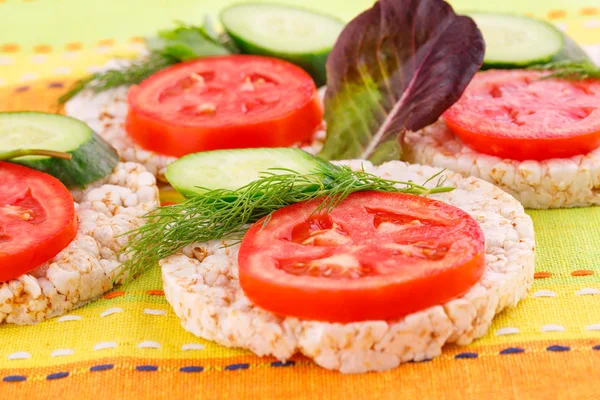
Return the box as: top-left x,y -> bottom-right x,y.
0,148 -> 72,161
529,60 -> 600,80
59,53 -> 175,104
117,165 -> 453,281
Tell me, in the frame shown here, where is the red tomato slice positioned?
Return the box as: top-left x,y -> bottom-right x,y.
238,191 -> 485,323
0,162 -> 78,282
442,70 -> 600,161
126,55 -> 323,157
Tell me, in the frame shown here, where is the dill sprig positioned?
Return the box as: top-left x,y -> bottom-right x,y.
117,164 -> 453,280
58,53 -> 175,104
529,60 -> 600,80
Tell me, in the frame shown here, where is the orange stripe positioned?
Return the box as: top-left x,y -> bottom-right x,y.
65,42 -> 83,51
33,44 -> 52,54
2,343 -> 599,399
103,291 -> 125,299
97,39 -> 115,47
1,43 -> 20,53
571,270 -> 594,276
547,10 -> 567,19
580,7 -> 598,16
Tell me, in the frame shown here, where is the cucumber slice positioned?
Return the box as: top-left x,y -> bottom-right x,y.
220,3 -> 345,86
166,148 -> 331,198
0,112 -> 119,188
469,13 -> 563,68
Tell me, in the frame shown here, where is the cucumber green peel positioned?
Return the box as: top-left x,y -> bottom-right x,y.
117,155 -> 453,281
0,149 -> 72,161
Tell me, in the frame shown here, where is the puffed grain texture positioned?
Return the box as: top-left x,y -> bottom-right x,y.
65,80 -> 325,182
161,160 -> 535,373
0,162 -> 160,324
404,120 -> 600,209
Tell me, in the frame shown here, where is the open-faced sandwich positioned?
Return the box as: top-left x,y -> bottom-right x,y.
61,0 -> 599,213
402,13 -> 600,209
152,150 -> 535,373
0,112 -> 159,324
105,0 -> 540,373
63,3 -> 342,181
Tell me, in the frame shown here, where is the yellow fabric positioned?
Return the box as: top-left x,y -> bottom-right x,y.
1,1 -> 600,399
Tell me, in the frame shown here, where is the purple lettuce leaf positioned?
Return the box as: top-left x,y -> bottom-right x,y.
318,0 -> 485,164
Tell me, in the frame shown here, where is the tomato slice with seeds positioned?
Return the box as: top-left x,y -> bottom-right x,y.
126,55 -> 323,157
442,70 -> 600,161
0,162 -> 78,282
238,191 -> 485,323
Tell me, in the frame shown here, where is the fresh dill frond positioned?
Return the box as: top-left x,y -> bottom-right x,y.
528,60 -> 600,80
116,165 -> 454,281
58,53 -> 174,104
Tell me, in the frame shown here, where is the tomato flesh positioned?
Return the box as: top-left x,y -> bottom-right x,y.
443,70 -> 600,161
0,162 -> 78,282
238,191 -> 485,323
126,55 -> 323,157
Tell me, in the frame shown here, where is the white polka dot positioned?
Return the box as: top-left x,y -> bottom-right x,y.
495,327 -> 520,336
62,51 -> 79,60
54,66 -> 72,75
87,65 -> 104,74
100,307 -> 123,317
7,352 -> 31,360
554,23 -> 568,32
95,45 -> 112,54
541,324 -> 565,332
138,341 -> 161,349
144,308 -> 167,316
584,20 -> 600,29
582,44 -> 600,66
181,343 -> 205,351
20,73 -> 38,82
93,341 -> 117,351
128,43 -> 145,52
51,349 -> 75,357
586,324 -> 600,331
31,55 -> 47,64
0,56 -> 14,65
532,290 -> 557,298
57,315 -> 82,322
576,288 -> 600,296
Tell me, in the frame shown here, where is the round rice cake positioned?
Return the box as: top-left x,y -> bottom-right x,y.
404,120 -> 600,209
0,162 -> 159,325
161,160 -> 535,373
64,76 -> 326,183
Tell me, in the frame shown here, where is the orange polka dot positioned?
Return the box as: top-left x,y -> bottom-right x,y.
104,291 -> 125,299
534,272 -> 552,279
97,39 -> 115,46
147,290 -> 165,296
580,7 -> 598,16
129,36 -> 145,43
33,44 -> 52,53
65,42 -> 83,51
547,10 -> 567,20
571,270 -> 594,277
1,43 -> 19,53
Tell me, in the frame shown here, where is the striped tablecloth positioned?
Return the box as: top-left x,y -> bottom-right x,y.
1,1 -> 600,398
